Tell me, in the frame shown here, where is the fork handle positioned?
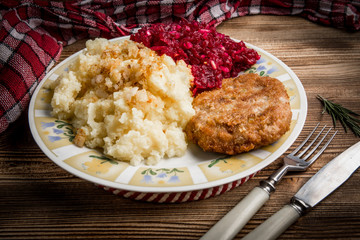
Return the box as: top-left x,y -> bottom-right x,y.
200,187 -> 270,240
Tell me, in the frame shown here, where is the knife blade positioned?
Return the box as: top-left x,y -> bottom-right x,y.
242,141 -> 360,240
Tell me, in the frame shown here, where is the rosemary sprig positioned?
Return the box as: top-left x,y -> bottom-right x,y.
317,95 -> 360,137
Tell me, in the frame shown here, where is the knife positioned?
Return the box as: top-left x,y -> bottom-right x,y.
242,141 -> 360,240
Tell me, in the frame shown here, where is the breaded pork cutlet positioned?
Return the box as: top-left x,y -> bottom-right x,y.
185,73 -> 292,155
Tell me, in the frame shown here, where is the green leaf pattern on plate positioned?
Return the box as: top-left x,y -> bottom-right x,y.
141,168 -> 184,184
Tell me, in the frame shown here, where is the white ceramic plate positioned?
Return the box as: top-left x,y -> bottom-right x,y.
28,36 -> 307,202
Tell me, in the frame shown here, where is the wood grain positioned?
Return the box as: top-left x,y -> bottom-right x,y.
1,15 -> 360,239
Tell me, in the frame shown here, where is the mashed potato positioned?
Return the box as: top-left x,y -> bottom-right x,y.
49,38 -> 194,165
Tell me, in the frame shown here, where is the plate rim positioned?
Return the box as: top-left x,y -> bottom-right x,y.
28,36 -> 307,193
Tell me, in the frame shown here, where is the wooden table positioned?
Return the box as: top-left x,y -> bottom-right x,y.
1,15 -> 360,239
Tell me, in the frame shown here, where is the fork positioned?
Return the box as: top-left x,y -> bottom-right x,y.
200,123 -> 337,240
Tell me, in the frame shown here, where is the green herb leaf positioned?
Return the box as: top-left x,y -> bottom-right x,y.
317,95 -> 360,137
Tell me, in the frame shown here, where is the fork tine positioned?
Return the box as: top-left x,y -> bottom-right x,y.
302,127 -> 332,160
297,124 -> 327,158
304,130 -> 337,165
291,122 -> 320,155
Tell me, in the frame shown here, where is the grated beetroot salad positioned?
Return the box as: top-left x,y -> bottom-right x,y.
130,21 -> 260,95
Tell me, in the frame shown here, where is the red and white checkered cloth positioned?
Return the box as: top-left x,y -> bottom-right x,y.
1,0 -> 359,133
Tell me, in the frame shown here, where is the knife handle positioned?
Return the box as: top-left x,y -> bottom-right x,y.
242,204 -> 301,240
200,187 -> 270,240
